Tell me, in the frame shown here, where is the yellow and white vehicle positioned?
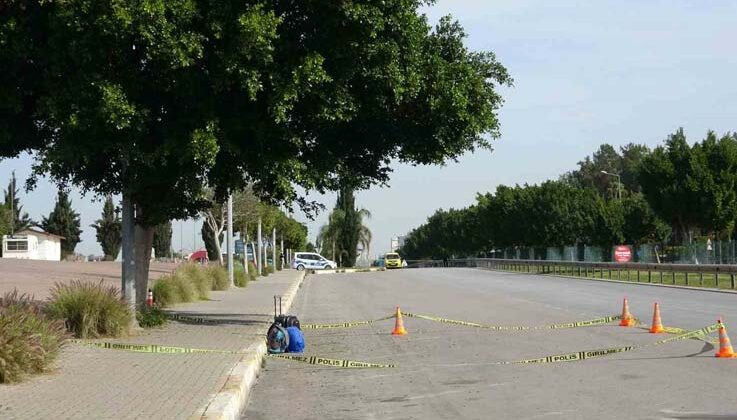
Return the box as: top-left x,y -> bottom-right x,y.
384,252 -> 403,269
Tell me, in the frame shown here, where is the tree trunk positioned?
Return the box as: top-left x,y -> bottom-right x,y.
121,194 -> 138,327
134,223 -> 154,308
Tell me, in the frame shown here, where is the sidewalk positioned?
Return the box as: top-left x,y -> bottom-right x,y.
0,269 -> 305,420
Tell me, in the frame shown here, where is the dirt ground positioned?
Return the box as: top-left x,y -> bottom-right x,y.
0,259 -> 177,300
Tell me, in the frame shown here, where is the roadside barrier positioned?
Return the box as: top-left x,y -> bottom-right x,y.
501,323 -> 721,365
301,315 -> 394,329
650,303 -> 665,333
400,312 -> 623,331
68,339 -> 396,368
270,354 -> 395,368
619,297 -> 636,326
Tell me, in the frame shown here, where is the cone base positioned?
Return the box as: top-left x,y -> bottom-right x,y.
649,326 -> 665,333
716,351 -> 737,358
619,318 -> 636,327
391,329 -> 407,336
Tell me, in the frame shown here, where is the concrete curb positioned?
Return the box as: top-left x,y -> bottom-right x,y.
312,267 -> 386,275
195,270 -> 307,420
478,267 -> 737,295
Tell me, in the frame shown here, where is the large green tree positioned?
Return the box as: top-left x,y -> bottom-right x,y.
640,129 -> 737,242
152,221 -> 172,259
2,172 -> 33,232
2,0 -> 510,309
41,190 -> 82,258
90,196 -> 122,260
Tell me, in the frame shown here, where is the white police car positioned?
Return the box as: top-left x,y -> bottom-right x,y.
292,252 -> 337,271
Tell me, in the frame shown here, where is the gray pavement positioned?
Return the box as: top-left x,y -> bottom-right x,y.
0,269 -> 303,420
244,268 -> 737,420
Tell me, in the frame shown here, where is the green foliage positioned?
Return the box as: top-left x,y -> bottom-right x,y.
234,264 -> 248,287
152,264 -> 232,307
206,265 -> 230,291
41,190 -> 82,258
153,222 -> 173,259
247,261 -> 258,281
2,172 -> 33,232
90,196 -> 121,260
0,291 -> 66,383
136,307 -> 169,329
640,129 -> 737,241
47,281 -> 131,338
152,275 -> 180,307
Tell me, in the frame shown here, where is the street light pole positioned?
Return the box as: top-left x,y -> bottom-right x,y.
600,171 -> 622,200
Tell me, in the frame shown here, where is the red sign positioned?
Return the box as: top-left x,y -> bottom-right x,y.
614,245 -> 632,262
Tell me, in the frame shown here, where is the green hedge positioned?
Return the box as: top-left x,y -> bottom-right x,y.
0,291 -> 66,383
47,280 -> 131,338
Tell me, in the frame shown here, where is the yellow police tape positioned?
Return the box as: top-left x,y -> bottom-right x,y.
500,323 -> 720,365
400,312 -> 623,330
269,354 -> 395,368
302,315 -> 395,329
68,339 -> 395,368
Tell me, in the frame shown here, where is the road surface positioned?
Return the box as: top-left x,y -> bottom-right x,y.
244,268 -> 737,420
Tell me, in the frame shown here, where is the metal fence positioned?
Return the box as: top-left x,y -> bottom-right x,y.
488,240 -> 737,265
444,257 -> 737,289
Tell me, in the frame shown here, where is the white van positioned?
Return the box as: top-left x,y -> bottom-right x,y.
292,252 -> 337,271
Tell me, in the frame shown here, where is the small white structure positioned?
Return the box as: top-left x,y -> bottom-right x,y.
1,228 -> 64,261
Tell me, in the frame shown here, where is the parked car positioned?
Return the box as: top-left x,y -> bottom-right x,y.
384,252 -> 403,269
292,252 -> 337,271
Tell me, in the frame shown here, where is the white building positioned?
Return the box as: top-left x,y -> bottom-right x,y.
1,228 -> 64,261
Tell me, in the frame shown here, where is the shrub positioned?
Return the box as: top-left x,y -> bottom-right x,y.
152,274 -> 180,307
265,265 -> 275,275
206,265 -> 229,291
179,264 -> 212,298
0,291 -> 66,383
247,262 -> 258,281
47,280 -> 132,338
136,307 -> 168,328
234,264 -> 248,288
171,270 -> 197,302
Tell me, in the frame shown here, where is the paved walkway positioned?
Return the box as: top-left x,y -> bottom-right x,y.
0,270 -> 304,420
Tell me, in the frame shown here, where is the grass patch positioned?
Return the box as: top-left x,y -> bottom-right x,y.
0,291 -> 67,383
206,265 -> 229,291
47,280 -> 132,338
136,307 -> 169,328
247,262 -> 258,281
234,264 -> 249,287
152,263 -> 234,307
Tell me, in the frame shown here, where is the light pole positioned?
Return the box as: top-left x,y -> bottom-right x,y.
600,170 -> 622,200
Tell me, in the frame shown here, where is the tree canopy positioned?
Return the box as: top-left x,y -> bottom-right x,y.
41,190 -> 82,258
90,196 -> 122,260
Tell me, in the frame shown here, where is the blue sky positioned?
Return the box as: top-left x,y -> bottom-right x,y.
2,1 -> 737,257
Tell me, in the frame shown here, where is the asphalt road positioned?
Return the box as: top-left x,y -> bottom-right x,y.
243,268 -> 737,420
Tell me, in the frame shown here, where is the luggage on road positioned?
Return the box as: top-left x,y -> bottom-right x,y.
286,326 -> 305,353
268,295 -> 303,354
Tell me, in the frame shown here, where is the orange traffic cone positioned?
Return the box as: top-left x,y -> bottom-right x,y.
391,306 -> 407,336
619,297 -> 635,327
649,303 -> 664,333
715,319 -> 737,358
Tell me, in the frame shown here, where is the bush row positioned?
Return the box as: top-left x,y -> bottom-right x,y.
152,263 -> 229,307
0,291 -> 67,384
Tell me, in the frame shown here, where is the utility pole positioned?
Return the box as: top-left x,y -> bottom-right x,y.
257,217 -> 262,275
227,194 -> 234,286
244,232 -> 250,275
9,171 -> 15,236
280,235 -> 284,269
272,227 -> 277,271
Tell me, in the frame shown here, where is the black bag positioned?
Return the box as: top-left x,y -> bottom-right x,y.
273,296 -> 301,330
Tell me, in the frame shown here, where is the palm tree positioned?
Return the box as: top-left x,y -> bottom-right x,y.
316,189 -> 372,267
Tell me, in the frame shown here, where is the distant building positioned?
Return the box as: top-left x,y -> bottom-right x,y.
390,235 -> 408,252
1,228 -> 64,261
